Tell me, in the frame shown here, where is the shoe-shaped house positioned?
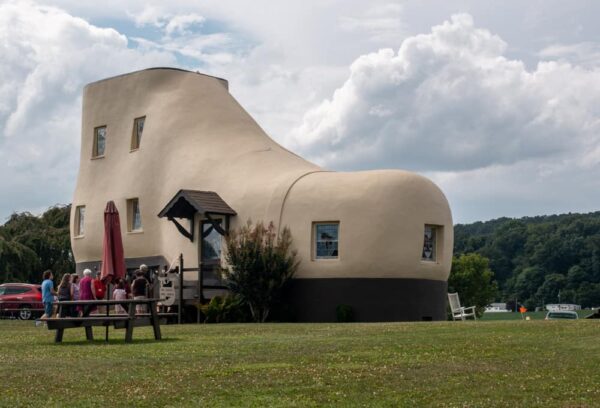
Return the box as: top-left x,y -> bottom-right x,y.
71,68 -> 453,321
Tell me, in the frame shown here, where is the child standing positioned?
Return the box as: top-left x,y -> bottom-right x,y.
40,270 -> 57,319
113,280 -> 128,314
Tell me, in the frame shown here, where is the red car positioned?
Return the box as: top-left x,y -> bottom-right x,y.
0,283 -> 44,320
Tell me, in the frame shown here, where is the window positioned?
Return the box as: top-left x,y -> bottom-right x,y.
0,286 -> 29,295
422,225 -> 437,262
202,220 -> 222,261
93,126 -> 106,158
127,198 -> 142,232
131,116 -> 145,150
75,205 -> 85,237
314,222 -> 339,259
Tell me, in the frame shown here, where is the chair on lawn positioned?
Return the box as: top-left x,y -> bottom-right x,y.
448,292 -> 477,321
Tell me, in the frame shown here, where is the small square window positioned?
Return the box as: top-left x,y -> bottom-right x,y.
422,225 -> 438,262
93,126 -> 106,158
131,116 -> 145,151
127,198 -> 142,232
74,206 -> 85,237
314,222 -> 339,259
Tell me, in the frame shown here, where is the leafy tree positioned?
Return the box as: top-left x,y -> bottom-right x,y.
577,283 -> 600,308
222,221 -> 299,322
0,205 -> 74,283
448,253 -> 498,316
512,266 -> 545,303
454,211 -> 600,308
535,273 -> 566,305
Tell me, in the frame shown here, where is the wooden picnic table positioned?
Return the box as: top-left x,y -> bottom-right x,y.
40,299 -> 175,343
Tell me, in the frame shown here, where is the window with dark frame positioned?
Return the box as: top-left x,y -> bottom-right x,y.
131,116 -> 145,150
422,225 -> 437,262
93,126 -> 106,158
314,222 -> 339,259
128,198 -> 142,231
75,205 -> 85,237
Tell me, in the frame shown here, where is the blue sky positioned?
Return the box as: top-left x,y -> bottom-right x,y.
1,0 -> 600,224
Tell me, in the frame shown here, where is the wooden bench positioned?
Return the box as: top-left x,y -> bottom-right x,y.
40,299 -> 176,343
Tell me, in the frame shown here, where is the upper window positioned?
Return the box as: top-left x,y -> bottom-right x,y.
93,126 -> 106,158
127,198 -> 142,232
131,116 -> 145,151
422,225 -> 437,262
314,222 -> 339,259
75,205 -> 85,237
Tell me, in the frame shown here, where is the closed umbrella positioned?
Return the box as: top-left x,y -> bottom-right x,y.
100,201 -> 126,341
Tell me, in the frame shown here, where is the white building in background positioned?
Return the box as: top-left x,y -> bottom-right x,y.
545,304 -> 581,311
484,303 -> 509,313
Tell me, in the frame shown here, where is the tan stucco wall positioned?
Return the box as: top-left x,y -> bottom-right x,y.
71,68 -> 453,281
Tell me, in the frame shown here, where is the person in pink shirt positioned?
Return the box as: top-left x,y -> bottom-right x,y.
78,268 -> 95,315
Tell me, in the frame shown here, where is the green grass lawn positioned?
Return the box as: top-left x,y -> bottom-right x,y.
1,320 -> 599,407
480,310 -> 594,321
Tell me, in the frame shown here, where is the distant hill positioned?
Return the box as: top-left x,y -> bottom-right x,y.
454,211 -> 600,308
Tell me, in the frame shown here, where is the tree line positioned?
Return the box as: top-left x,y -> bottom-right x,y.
0,205 -> 74,283
454,211 -> 600,309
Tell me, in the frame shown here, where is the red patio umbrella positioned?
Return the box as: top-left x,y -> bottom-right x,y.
101,201 -> 126,290
100,201 -> 126,342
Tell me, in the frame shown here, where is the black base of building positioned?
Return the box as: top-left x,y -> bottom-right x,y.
285,278 -> 448,322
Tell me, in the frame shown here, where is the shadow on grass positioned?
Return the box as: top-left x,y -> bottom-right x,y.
49,337 -> 182,347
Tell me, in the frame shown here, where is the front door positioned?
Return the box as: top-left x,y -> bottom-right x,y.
200,219 -> 225,300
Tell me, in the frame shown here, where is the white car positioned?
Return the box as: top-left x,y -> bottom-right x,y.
545,311 -> 578,320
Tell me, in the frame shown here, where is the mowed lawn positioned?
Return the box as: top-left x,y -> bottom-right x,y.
1,320 -> 599,407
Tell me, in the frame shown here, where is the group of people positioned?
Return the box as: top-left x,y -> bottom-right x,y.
40,265 -> 151,319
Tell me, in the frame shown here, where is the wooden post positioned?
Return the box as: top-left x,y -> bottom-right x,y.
197,265 -> 201,324
199,221 -> 205,307
178,253 -> 184,324
149,300 -> 161,340
125,301 -> 136,342
55,328 -> 64,343
85,326 -> 94,341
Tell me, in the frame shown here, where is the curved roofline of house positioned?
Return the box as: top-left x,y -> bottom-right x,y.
83,67 -> 228,89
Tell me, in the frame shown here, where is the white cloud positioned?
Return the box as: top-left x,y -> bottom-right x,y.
3,2 -> 600,223
539,42 -> 600,68
164,14 -> 205,37
338,3 -> 405,44
0,1 -> 176,219
287,14 -> 600,173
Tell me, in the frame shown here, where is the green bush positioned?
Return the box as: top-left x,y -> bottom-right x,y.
199,295 -> 250,323
222,220 -> 299,322
449,253 -> 498,317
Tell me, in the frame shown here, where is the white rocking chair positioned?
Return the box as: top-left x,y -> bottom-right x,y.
448,293 -> 477,321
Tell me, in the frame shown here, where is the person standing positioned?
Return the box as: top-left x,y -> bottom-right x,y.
40,270 -> 57,319
131,270 -> 149,314
113,280 -> 128,314
71,274 -> 81,317
57,273 -> 72,317
91,272 -> 106,314
92,273 -> 106,301
79,269 -> 94,315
